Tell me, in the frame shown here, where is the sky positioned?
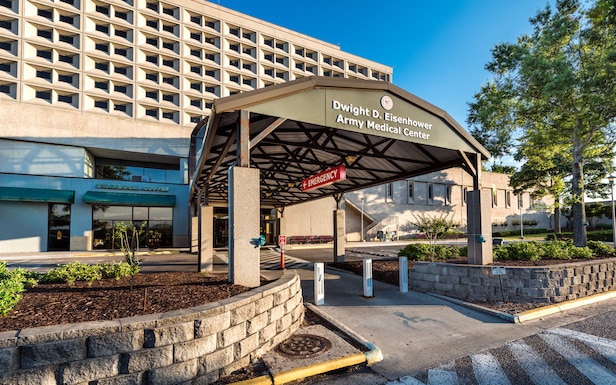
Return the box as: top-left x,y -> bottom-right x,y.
215,0 -> 554,129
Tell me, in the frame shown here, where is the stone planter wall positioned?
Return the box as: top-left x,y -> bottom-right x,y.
0,270 -> 303,385
410,258 -> 616,304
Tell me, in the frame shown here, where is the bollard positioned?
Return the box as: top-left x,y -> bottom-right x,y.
363,258 -> 373,297
314,262 -> 324,305
399,257 -> 408,293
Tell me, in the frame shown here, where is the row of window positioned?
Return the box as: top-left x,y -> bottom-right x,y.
2,2 -> 387,77
383,181 -> 534,209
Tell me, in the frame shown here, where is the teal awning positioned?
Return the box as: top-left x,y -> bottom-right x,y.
83,191 -> 176,207
0,187 -> 75,203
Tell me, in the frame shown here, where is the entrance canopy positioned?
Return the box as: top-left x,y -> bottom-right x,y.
190,77 -> 489,206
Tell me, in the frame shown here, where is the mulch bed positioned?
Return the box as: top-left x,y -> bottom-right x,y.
0,272 -> 250,332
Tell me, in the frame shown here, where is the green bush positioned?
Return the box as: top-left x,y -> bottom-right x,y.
398,243 -> 432,261
587,240 -> 616,257
398,243 -> 461,261
100,262 -> 140,280
0,262 -> 38,316
538,241 -> 571,260
42,261 -> 103,286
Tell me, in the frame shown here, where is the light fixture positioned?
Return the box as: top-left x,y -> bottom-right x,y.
345,155 -> 357,165
287,182 -> 295,188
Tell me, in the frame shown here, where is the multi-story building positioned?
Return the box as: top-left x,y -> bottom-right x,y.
0,0 -> 392,253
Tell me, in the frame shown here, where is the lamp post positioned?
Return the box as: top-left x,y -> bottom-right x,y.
609,175 -> 616,248
360,197 -> 364,242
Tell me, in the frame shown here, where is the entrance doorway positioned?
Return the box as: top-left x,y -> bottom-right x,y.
48,203 -> 70,251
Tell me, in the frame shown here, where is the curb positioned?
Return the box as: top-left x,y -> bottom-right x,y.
427,290 -> 616,323
229,303 -> 383,385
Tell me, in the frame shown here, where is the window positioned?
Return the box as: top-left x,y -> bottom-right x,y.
115,29 -> 128,39
37,29 -> 53,41
146,55 -> 157,64
190,65 -> 201,75
428,183 -> 434,205
161,24 -> 175,34
36,69 -> 52,81
59,14 -> 74,24
162,111 -> 175,120
146,19 -> 158,29
386,183 -> 392,202
95,43 -> 109,53
95,62 -> 109,72
35,90 -> 51,101
145,108 -> 157,117
58,74 -> 75,84
407,181 -> 414,204
162,41 -> 175,51
190,98 -> 201,108
146,37 -> 158,47
95,5 -> 110,16
115,48 -> 129,58
190,15 -> 201,25
162,93 -> 174,102
94,99 -> 108,110
517,193 -> 524,209
95,81 -> 108,91
205,69 -> 216,77
95,24 -> 109,34
115,11 -> 129,21
145,90 -> 157,100
145,72 -> 157,82
190,49 -> 201,58
190,82 -> 201,91
446,185 -> 452,205
38,8 -> 53,21
58,34 -> 76,45
58,53 -> 77,64
114,103 -> 128,112
114,85 -> 127,93
462,187 -> 468,206
492,188 -> 498,207
505,191 -> 512,208
57,94 -> 74,104
190,32 -> 201,42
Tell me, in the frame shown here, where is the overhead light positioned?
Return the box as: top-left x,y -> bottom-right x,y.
345,155 -> 357,165
287,182 -> 295,188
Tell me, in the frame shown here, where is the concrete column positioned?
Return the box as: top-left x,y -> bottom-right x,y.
229,166 -> 261,288
191,215 -> 198,254
333,209 -> 345,263
467,189 -> 493,265
199,205 -> 214,272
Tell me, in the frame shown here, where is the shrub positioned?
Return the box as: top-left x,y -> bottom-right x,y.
502,241 -> 541,261
587,240 -> 616,257
42,261 -> 102,285
0,262 -> 38,316
492,245 -> 509,260
100,261 -> 140,280
538,241 -> 571,260
398,243 -> 461,261
398,243 -> 432,261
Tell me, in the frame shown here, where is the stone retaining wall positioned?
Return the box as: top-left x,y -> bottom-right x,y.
410,258 -> 616,303
0,270 -> 303,385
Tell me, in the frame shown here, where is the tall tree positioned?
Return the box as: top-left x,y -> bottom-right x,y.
467,0 -> 616,246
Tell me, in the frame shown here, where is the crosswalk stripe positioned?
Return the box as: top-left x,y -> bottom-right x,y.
539,332 -> 616,384
507,340 -> 567,385
547,328 -> 616,365
427,368 -> 458,385
471,353 -> 511,385
387,376 -> 426,385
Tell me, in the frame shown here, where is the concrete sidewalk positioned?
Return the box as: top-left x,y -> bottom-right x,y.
294,265 -> 615,381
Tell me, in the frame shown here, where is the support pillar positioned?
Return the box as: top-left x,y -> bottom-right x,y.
229,166 -> 261,288
191,214 -> 199,254
333,209 -> 345,263
467,189 -> 493,265
198,205 -> 214,272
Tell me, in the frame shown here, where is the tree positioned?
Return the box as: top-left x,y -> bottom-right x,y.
408,213 -> 458,261
467,0 -> 616,246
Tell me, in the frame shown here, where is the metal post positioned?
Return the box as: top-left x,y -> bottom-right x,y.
361,197 -> 364,242
314,263 -> 324,305
520,194 -> 524,239
363,258 -> 373,297
610,176 -> 616,248
399,257 -> 408,293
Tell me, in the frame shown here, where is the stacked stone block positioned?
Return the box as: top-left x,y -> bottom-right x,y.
410,258 -> 616,304
0,270 -> 303,385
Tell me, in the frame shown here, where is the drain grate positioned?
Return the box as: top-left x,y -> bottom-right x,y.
276,334 -> 332,359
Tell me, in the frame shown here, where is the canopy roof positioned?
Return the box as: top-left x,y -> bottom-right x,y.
190,77 -> 489,207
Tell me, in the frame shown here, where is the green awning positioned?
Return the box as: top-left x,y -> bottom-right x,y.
0,187 -> 75,203
83,191 -> 176,207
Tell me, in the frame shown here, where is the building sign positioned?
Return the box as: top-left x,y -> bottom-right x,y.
330,97 -> 432,141
96,183 -> 170,192
301,165 -> 346,191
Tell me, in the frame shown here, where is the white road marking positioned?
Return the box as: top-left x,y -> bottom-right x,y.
547,328 -> 616,365
507,340 -> 567,385
471,353 -> 511,385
